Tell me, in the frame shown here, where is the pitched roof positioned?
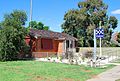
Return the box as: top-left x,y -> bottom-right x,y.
29,29 -> 78,41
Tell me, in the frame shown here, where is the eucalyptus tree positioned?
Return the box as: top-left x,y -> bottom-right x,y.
62,0 -> 118,47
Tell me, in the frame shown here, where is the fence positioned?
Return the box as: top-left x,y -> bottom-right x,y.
32,48 -> 120,64
79,47 -> 120,63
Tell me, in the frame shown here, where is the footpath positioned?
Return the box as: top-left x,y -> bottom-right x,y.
87,64 -> 120,81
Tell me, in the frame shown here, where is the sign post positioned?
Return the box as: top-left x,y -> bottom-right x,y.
92,22 -> 104,67
96,21 -> 104,58
93,29 -> 97,61
91,29 -> 97,67
99,21 -> 102,57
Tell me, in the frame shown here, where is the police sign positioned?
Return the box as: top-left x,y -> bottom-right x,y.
96,28 -> 104,38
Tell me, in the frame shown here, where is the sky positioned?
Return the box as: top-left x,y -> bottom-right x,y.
0,0 -> 120,32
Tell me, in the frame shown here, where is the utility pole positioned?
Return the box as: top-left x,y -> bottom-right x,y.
30,0 -> 33,29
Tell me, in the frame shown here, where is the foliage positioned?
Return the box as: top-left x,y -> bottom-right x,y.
28,21 -> 49,30
0,61 -> 115,81
22,45 -> 31,58
62,0 -> 118,47
0,10 -> 27,61
0,23 -> 2,29
43,26 -> 49,30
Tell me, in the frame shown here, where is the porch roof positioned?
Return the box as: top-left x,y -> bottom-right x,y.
29,29 -> 78,41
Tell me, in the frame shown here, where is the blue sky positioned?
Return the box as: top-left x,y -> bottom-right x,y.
0,0 -> 120,32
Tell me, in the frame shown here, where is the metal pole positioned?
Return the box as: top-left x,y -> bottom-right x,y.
93,29 -> 97,61
100,38 -> 102,57
99,21 -> 102,57
30,0 -> 33,28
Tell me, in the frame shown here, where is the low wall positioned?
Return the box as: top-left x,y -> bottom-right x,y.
32,52 -> 62,58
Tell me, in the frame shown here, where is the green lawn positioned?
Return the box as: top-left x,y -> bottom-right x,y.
116,79 -> 120,81
0,61 -> 114,81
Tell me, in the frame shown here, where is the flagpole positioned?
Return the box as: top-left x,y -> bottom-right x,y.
30,0 -> 32,28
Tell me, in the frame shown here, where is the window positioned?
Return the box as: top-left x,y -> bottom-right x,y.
66,40 -> 69,48
66,40 -> 73,48
41,38 -> 53,50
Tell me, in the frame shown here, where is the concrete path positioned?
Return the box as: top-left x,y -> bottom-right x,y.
87,65 -> 120,81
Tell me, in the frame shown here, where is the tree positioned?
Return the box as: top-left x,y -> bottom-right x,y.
43,26 -> 49,30
28,21 -> 49,30
29,21 -> 37,29
37,22 -> 44,30
0,23 -> 2,29
0,23 -> 1,27
62,0 -> 118,47
0,10 -> 27,61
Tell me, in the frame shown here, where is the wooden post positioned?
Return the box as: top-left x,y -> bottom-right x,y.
64,40 -> 66,53
39,38 -> 41,50
73,40 -> 75,53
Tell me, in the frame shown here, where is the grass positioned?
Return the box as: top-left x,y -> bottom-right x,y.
116,79 -> 120,81
0,61 -> 114,81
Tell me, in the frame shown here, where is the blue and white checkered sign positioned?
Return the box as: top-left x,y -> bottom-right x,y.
96,28 -> 104,38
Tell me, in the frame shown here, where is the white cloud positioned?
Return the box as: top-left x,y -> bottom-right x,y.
111,9 -> 120,14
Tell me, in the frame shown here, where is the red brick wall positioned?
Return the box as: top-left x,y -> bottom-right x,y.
31,38 -> 64,58
32,38 -> 64,53
32,52 -> 57,58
